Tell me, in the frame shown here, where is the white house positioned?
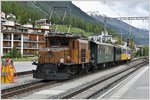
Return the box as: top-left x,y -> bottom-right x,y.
88,31 -> 113,43
23,24 -> 33,28
35,19 -> 47,25
101,31 -> 112,42
88,35 -> 102,42
6,13 -> 16,19
41,25 -> 49,29
1,12 -> 6,19
2,20 -> 15,26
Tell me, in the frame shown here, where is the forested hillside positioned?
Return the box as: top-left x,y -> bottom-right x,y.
1,1 -> 148,45
2,1 -> 43,24
91,15 -> 149,45
2,1 -> 118,35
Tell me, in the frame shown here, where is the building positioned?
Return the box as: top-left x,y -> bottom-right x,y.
22,24 -> 33,28
1,12 -> 6,19
135,45 -> 144,52
6,13 -> 16,19
1,24 -> 51,57
2,20 -> 15,26
35,19 -> 47,25
35,18 -> 51,30
88,31 -> 113,43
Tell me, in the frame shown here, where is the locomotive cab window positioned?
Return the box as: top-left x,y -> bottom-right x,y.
49,37 -> 69,46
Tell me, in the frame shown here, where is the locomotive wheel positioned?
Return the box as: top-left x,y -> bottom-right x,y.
84,68 -> 89,73
67,66 -> 77,75
103,64 -> 106,68
84,64 -> 90,73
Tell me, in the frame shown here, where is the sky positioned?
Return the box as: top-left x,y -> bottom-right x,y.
72,0 -> 149,30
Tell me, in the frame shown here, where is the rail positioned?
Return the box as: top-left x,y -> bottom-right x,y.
1,57 -> 148,99
14,70 -> 33,77
49,58 -> 148,99
1,81 -> 56,99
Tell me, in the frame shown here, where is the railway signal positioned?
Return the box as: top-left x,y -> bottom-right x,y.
127,38 -> 130,47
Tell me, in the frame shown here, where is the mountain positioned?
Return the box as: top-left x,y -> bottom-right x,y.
2,1 -> 149,45
21,1 -> 96,22
2,1 -> 96,24
89,14 -> 149,45
2,1 -> 104,34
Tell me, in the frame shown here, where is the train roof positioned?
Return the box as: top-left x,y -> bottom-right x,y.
118,45 -> 132,50
39,47 -> 69,51
45,32 -> 87,40
90,41 -> 114,47
90,41 -> 132,50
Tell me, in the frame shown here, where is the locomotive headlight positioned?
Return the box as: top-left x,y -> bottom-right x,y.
60,58 -> 64,63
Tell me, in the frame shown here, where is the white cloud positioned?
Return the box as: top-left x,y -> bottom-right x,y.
72,0 -> 149,30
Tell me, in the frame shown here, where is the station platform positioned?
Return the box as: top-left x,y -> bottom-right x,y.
98,64 -> 149,99
13,61 -> 36,73
1,61 -> 38,90
21,60 -> 145,99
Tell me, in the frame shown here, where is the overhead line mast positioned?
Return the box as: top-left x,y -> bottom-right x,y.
116,16 -> 149,20
116,16 -> 149,47
102,16 -> 149,44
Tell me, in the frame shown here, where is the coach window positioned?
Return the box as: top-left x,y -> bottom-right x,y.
123,49 -> 126,53
105,46 -> 107,54
102,45 -> 105,54
109,47 -> 112,54
99,45 -> 102,54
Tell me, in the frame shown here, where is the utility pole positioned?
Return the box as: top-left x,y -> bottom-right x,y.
129,20 -> 132,37
48,7 -> 69,32
121,35 -> 122,45
88,13 -> 148,44
103,15 -> 107,43
67,25 -> 71,33
117,16 -> 149,20
116,16 -> 149,47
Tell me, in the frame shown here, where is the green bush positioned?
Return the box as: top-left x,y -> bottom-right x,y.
4,47 -> 22,58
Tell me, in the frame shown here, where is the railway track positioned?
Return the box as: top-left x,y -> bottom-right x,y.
1,80 -> 57,99
1,57 -> 148,99
13,57 -> 144,78
87,61 -> 148,99
49,58 -> 148,99
14,70 -> 32,77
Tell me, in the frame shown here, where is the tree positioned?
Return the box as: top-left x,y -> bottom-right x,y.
143,45 -> 149,56
114,37 -> 122,45
2,1 -> 43,24
4,47 -> 22,58
135,45 -> 149,57
129,40 -> 135,50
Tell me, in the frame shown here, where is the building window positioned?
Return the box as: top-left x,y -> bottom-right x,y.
14,34 -> 21,40
3,34 -> 11,40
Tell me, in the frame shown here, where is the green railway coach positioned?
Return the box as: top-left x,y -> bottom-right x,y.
114,46 -> 122,62
90,41 -> 114,65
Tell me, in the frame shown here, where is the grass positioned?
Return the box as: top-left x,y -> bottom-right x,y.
51,25 -> 92,37
2,57 -> 37,62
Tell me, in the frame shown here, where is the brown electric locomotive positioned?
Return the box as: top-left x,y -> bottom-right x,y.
33,33 -> 91,80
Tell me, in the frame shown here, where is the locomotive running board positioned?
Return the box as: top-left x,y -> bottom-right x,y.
33,70 -> 69,80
